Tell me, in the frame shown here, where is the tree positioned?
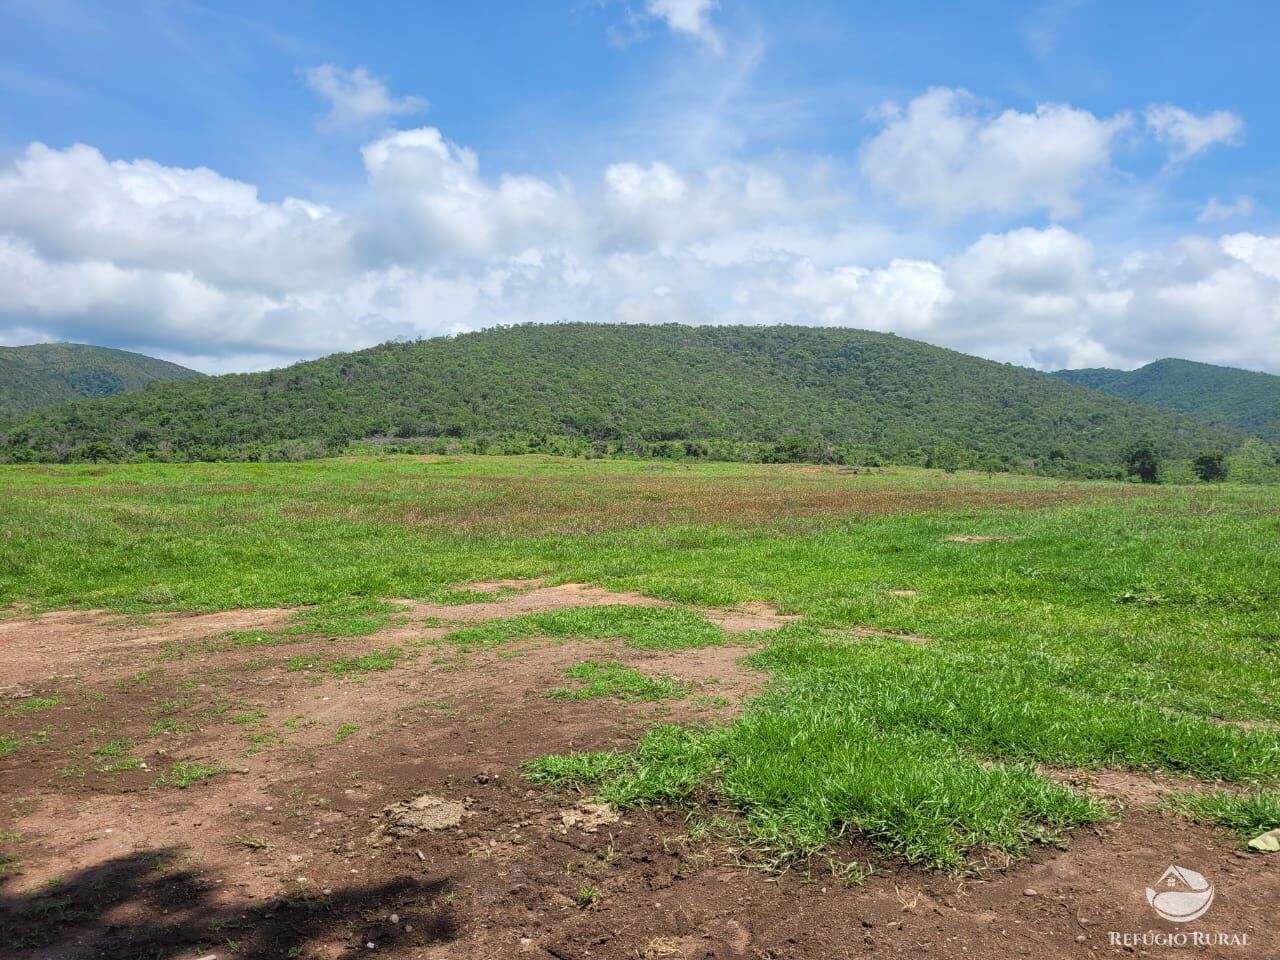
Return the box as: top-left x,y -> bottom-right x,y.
1192,451 -> 1227,482
1124,438 -> 1162,483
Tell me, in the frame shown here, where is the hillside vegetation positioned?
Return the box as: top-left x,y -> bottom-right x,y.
1053,358 -> 1280,443
0,342 -> 202,420
0,324 -> 1249,474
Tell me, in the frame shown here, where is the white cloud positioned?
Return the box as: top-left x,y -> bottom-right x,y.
358,127 -> 581,260
0,142 -> 349,294
1197,195 -> 1255,223
787,258 -> 951,334
644,0 -> 722,53
600,161 -> 794,248
304,64 -> 427,130
1,104 -> 1278,375
860,87 -> 1130,220
1145,104 -> 1244,159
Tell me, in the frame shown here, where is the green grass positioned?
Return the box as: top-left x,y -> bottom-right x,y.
2,456 -> 1278,869
285,646 -> 401,676
548,661 -> 687,702
12,696 -> 61,714
334,723 -> 359,742
446,606 -> 730,651
90,737 -> 134,758
324,647 -> 402,675
0,736 -> 21,758
532,722 -> 1102,869
281,598 -> 401,638
1167,790 -> 1280,839
219,599 -> 401,651
156,761 -> 224,789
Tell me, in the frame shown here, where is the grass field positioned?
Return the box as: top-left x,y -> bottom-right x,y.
2,455 -> 1278,875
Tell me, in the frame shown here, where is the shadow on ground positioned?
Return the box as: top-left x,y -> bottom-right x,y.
1,847 -> 455,959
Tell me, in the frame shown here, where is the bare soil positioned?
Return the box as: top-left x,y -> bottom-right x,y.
1,585 -> 1275,959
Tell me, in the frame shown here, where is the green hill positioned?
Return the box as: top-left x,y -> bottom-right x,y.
1051,358 -> 1280,443
0,343 -> 202,420
0,324 -> 1249,473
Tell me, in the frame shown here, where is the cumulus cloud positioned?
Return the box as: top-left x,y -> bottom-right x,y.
304,64 -> 427,130
645,0 -> 723,52
1197,194 -> 1255,223
1145,104 -> 1244,159
0,142 -> 349,294
860,87 -> 1130,220
358,127 -> 580,260
0,101 -> 1277,375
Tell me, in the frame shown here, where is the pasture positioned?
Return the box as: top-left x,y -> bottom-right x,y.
0,456 -> 1276,959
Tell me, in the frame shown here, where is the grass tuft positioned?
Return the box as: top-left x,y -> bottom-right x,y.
1166,789 -> 1280,839
547,661 -> 687,703
446,605 -> 730,651
156,761 -> 224,789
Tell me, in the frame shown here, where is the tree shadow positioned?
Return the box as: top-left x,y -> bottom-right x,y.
1,847 -> 457,959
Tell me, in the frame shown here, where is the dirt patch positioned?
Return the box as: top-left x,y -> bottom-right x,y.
1043,767 -> 1212,807
828,626 -> 932,647
0,606 -> 296,686
374,795 -> 469,838
945,534 -> 1017,543
399,582 -> 671,623
558,800 -> 620,834
402,584 -> 797,638
630,644 -> 766,702
699,600 -> 800,634
460,578 -> 547,594
886,589 -> 919,597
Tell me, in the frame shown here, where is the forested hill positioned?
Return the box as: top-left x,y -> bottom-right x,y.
0,324 -> 1247,472
1052,358 -> 1280,443
0,343 -> 203,420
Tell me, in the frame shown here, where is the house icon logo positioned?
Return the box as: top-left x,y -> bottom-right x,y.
1146,866 -> 1215,923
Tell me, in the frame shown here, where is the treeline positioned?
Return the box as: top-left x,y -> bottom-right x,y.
0,342 -> 202,419
1053,358 -> 1280,443
14,430 -> 1274,484
0,323 -> 1266,478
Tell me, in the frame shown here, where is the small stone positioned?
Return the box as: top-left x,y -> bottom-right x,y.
1022,888 -> 1038,897
1076,935 -> 1088,943
366,943 -> 375,950
389,913 -> 399,924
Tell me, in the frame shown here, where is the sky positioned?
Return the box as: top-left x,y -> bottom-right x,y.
0,0 -> 1278,375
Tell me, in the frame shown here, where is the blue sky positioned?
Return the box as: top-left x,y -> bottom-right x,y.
1,0 -> 1277,373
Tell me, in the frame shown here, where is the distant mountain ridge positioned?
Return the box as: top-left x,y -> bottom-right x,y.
1052,358 -> 1280,443
0,324 -> 1247,473
0,343 -> 203,420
